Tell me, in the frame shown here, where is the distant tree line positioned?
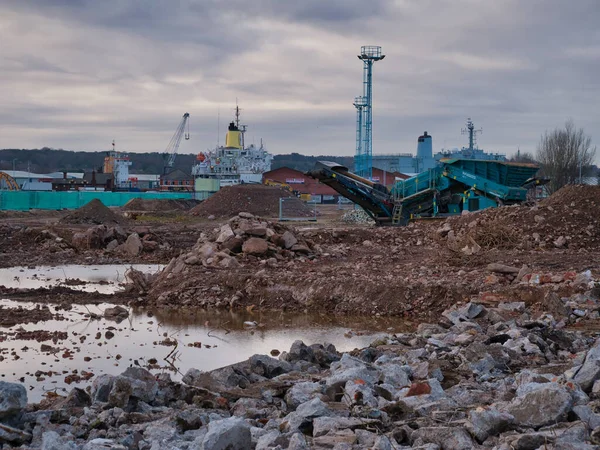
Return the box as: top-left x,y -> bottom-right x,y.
0,148 -> 202,174
0,148 -> 355,175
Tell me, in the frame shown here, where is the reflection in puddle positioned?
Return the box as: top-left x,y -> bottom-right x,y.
0,264 -> 163,294
0,299 -> 409,402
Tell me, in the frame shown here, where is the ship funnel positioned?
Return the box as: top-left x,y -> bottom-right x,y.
417,131 -> 432,160
225,122 -> 242,149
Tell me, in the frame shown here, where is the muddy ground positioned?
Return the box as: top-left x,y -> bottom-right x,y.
0,186 -> 599,327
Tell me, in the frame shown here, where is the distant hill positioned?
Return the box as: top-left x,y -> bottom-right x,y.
0,148 -> 354,174
272,153 -> 354,172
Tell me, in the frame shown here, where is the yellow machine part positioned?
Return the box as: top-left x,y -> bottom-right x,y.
300,193 -> 311,201
0,172 -> 20,190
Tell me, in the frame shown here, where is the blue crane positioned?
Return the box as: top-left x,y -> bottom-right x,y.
163,113 -> 190,174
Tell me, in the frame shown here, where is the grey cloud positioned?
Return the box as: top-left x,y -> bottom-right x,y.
0,0 -> 598,163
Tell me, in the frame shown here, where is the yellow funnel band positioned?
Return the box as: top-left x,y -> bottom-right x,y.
225,130 -> 242,149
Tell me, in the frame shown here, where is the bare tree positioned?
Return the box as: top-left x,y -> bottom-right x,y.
536,119 -> 596,194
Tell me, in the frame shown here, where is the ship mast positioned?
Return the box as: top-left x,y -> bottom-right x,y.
234,100 -> 248,149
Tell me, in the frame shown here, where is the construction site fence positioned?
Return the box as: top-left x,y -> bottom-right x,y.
0,191 -> 198,211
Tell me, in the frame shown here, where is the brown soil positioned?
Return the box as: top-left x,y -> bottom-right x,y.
122,198 -> 200,212
446,185 -> 600,250
1,187 -> 598,325
189,185 -> 315,219
60,199 -> 125,225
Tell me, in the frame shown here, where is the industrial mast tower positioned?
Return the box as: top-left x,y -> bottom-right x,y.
353,96 -> 367,162
355,46 -> 385,179
461,118 -> 482,152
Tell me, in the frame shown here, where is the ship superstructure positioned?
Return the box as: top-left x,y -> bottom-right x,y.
103,141 -> 132,189
192,107 -> 272,187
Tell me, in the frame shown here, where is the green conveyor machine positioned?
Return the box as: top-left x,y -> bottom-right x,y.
308,159 -> 546,226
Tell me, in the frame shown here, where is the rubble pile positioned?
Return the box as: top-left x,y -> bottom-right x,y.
5,281 -> 600,449
69,224 -> 164,256
147,212 -> 320,306
0,226 -> 75,268
340,208 -> 375,225
189,184 -> 315,219
440,185 -> 600,252
122,198 -> 200,212
60,199 -> 125,226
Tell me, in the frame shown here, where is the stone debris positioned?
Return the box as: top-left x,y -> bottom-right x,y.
3,288 -> 600,449
147,212 -> 320,305
340,208 -> 375,225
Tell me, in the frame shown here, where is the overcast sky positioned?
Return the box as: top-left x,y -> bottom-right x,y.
1,0 -> 598,161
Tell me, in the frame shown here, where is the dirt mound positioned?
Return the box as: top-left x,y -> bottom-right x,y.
189,185 -> 315,219
440,184 -> 600,251
60,199 -> 125,225
122,198 -> 200,212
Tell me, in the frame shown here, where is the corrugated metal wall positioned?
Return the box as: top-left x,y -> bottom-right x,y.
0,191 -> 196,211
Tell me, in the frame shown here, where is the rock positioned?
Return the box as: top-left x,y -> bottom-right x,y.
554,235 -> 567,248
105,239 -> 119,251
574,338 -> 600,392
197,243 -> 218,260
175,408 -> 206,431
290,244 -> 311,254
185,255 -> 200,265
92,374 -> 115,403
282,231 -> 298,249
506,382 -> 572,428
117,367 -> 158,403
103,306 -> 128,320
286,340 -> 314,362
355,429 -> 377,447
254,430 -> 281,450
457,302 -> 484,319
247,354 -> 292,378
242,238 -> 269,256
487,263 -> 520,274
295,398 -> 332,419
41,431 -> 78,450
343,379 -> 378,408
238,212 -> 254,219
0,422 -> 32,446
200,416 -> 251,450
312,429 -> 356,448
0,381 -> 27,419
123,233 -> 143,256
216,225 -> 234,243
208,214 -> 216,220
467,407 -> 515,442
83,438 -> 127,449
379,364 -> 411,388
221,236 -> 244,254
287,432 -> 309,450
411,426 -> 474,449
312,417 -> 379,437
59,387 -> 91,408
497,302 -> 526,313
284,381 -> 323,410
372,436 -> 394,450
247,228 -> 267,237
108,376 -> 133,408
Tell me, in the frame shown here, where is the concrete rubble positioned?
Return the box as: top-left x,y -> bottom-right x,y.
2,282 -> 600,448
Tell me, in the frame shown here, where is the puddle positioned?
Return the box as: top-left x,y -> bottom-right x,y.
0,264 -> 163,294
0,299 -> 408,402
